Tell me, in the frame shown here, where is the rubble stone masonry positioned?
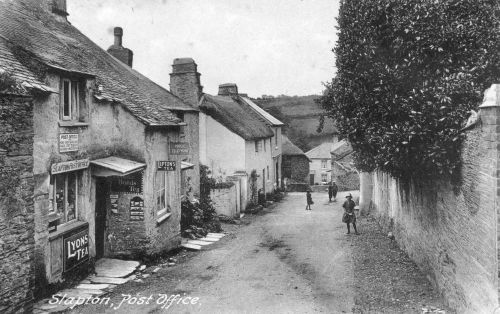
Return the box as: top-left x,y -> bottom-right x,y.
370,100 -> 500,313
0,94 -> 35,313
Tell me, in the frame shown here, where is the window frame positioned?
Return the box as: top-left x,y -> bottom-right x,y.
61,78 -> 80,121
155,170 -> 172,219
321,159 -> 328,169
49,172 -> 78,226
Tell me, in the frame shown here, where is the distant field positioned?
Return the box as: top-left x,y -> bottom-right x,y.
253,95 -> 337,151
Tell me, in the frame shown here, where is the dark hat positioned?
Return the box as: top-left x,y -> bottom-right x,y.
346,193 -> 352,198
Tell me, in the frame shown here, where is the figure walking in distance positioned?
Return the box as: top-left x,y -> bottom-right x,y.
342,193 -> 359,234
329,181 -> 338,202
306,189 -> 313,210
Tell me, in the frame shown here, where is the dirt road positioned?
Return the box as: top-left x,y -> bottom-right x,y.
70,191 -> 447,314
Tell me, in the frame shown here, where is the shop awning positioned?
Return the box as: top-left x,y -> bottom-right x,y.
181,161 -> 195,170
91,156 -> 146,177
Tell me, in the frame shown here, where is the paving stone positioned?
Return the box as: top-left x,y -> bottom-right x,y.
89,276 -> 129,285
75,283 -> 111,290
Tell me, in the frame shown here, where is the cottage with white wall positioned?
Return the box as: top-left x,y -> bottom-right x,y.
199,83 -> 276,210
306,141 -> 334,185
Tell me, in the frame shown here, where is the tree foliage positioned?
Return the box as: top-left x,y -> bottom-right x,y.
318,0 -> 500,179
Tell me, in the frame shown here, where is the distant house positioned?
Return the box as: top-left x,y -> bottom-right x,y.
306,141 -> 334,185
0,0 -> 198,306
199,83 -> 278,210
282,135 -> 310,185
330,139 -> 359,191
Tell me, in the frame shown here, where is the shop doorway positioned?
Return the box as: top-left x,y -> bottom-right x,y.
95,178 -> 107,259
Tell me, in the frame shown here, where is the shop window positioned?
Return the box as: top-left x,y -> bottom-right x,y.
155,171 -> 174,217
49,172 -> 78,224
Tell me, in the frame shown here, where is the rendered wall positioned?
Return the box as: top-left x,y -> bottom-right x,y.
369,103 -> 499,313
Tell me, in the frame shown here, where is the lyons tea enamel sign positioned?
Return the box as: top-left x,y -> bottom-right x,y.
63,228 -> 90,272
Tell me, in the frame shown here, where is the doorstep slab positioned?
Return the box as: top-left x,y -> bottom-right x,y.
207,233 -> 225,238
199,237 -> 220,242
94,258 -> 140,278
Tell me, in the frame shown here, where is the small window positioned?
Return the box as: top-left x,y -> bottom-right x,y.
321,173 -> 328,182
176,112 -> 185,136
49,172 -> 78,224
61,79 -> 80,121
255,140 -> 262,152
321,160 -> 328,169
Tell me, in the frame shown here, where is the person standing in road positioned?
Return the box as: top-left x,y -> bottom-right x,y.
306,189 -> 313,210
329,181 -> 338,202
342,193 -> 359,234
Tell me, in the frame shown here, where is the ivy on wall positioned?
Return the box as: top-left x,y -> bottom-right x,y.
318,0 -> 500,179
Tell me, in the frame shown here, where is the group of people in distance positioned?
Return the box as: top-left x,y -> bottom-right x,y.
305,181 -> 359,235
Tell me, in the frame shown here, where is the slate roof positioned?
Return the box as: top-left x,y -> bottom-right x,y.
0,0 -> 196,126
242,97 -> 284,126
305,141 -> 334,159
200,94 -> 274,141
282,135 -> 308,157
331,139 -> 353,160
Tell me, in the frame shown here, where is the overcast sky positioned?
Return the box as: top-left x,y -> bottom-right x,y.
68,0 -> 339,97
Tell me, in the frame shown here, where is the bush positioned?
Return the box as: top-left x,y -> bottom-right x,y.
318,0 -> 500,180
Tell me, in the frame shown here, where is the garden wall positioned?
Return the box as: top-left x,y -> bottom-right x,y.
368,93 -> 500,313
211,185 -> 238,218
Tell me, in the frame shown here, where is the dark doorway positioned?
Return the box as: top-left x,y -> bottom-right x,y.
95,178 -> 107,259
309,174 -> 315,185
275,160 -> 279,188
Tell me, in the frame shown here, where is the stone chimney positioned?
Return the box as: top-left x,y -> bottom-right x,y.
169,58 -> 203,107
107,27 -> 134,67
218,83 -> 238,96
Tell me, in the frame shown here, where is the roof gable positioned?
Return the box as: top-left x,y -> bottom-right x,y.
305,141 -> 333,159
242,97 -> 284,126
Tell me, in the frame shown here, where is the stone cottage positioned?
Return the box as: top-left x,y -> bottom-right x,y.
0,0 -> 197,301
199,83 -> 276,209
281,135 -> 310,187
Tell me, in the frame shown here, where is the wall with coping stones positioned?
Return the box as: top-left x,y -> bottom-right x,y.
368,94 -> 500,313
0,94 -> 35,314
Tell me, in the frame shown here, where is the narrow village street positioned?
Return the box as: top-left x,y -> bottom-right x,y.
68,191 -> 449,314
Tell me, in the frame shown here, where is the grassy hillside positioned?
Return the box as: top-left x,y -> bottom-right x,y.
253,95 -> 337,152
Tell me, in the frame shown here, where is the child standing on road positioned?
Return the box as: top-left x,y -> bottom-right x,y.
306,190 -> 313,210
342,193 -> 359,234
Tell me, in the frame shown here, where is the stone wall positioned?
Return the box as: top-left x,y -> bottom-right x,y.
368,102 -> 499,313
0,94 -> 35,314
283,155 -> 309,183
211,185 -> 238,218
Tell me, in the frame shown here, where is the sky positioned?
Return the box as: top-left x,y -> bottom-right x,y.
68,0 -> 340,97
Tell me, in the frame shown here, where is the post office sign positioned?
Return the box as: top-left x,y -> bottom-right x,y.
59,133 -> 79,153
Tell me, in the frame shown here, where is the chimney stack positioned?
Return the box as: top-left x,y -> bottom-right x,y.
169,58 -> 203,108
50,0 -> 68,20
218,83 -> 238,96
107,27 -> 134,67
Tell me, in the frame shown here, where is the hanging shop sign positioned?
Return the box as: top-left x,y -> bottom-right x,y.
51,158 -> 89,175
169,142 -> 189,155
63,228 -> 89,272
130,196 -> 144,221
111,171 -> 143,194
59,133 -> 79,153
157,161 -> 176,171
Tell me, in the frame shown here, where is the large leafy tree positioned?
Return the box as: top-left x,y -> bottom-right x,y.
319,0 -> 500,179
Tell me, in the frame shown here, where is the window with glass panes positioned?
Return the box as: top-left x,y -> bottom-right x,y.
61,79 -> 79,121
156,170 -> 174,216
49,172 -> 78,224
321,159 -> 328,169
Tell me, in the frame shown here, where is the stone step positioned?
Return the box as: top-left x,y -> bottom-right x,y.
181,243 -> 201,250
199,237 -> 220,242
187,240 -> 213,246
94,258 -> 140,278
207,233 -> 225,238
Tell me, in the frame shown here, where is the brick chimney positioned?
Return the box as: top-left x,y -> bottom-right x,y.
107,27 -> 133,67
218,83 -> 238,96
169,58 -> 203,108
47,0 -> 68,21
